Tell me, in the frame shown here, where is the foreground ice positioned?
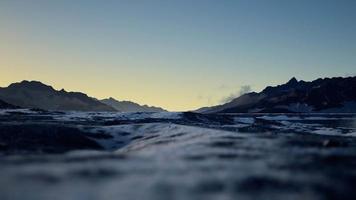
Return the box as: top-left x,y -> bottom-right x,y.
1,110 -> 356,200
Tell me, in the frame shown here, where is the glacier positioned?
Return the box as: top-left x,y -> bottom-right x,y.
1,109 -> 356,200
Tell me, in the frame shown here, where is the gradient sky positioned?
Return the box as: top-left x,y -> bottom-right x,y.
1,0 -> 355,111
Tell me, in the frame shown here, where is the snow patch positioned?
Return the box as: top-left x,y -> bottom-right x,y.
0,109 -> 39,115
312,128 -> 343,136
234,117 -> 255,124
257,115 -> 301,121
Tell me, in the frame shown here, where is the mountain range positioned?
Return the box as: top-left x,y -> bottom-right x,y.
0,81 -> 166,112
197,76 -> 356,113
1,77 -> 355,113
101,97 -> 166,112
0,81 -> 115,112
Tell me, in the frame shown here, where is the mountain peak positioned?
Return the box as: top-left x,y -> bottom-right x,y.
287,77 -> 298,85
20,80 -> 46,86
8,80 -> 55,91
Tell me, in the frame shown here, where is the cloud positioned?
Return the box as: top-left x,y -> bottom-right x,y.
239,85 -> 252,96
220,85 -> 252,103
220,93 -> 238,104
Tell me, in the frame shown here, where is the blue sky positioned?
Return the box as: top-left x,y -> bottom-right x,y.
0,0 -> 355,110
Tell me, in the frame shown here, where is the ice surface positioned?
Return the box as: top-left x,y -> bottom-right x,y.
1,110 -> 356,200
234,117 -> 255,124
53,111 -> 182,121
257,115 -> 301,121
0,109 -> 39,115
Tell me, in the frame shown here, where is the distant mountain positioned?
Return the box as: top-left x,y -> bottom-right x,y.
0,99 -> 18,109
101,97 -> 166,112
197,76 -> 356,113
0,81 -> 116,112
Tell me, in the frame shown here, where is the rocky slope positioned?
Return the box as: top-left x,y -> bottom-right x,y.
198,76 -> 356,113
0,99 -> 18,109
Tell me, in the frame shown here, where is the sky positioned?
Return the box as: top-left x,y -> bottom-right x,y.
0,0 -> 355,111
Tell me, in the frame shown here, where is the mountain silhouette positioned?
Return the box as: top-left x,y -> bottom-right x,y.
100,97 -> 166,112
197,76 -> 356,113
0,81 -> 116,112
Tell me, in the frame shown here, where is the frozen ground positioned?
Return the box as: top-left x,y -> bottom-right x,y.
1,109 -> 356,200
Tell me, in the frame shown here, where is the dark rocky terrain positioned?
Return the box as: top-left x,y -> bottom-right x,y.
198,76 -> 356,113
0,99 -> 18,109
0,109 -> 356,200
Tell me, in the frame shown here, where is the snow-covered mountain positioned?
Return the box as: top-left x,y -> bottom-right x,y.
0,80 -> 116,112
101,97 -> 166,112
197,76 -> 356,113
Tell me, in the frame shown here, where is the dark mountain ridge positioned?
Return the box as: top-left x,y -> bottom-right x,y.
197,76 -> 356,113
0,80 -> 116,112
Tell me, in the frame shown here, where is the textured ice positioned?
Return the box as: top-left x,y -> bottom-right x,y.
53,111 -> 182,121
0,108 -> 39,115
257,115 -> 301,121
234,117 -> 255,124
1,110 -> 356,200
